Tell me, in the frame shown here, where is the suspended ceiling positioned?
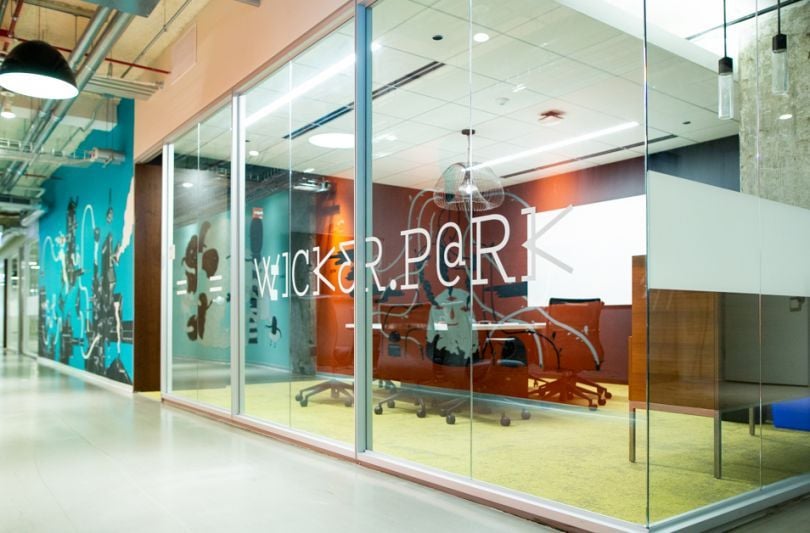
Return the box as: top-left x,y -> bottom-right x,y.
175,0 -> 795,191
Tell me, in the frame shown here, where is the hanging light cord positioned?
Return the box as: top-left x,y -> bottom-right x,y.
777,0 -> 781,34
723,0 -> 728,57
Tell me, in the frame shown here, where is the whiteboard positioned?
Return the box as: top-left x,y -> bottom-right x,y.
527,195 -> 646,306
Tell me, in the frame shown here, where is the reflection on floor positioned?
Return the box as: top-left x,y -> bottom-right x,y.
0,354 -> 549,533
172,368 -> 810,525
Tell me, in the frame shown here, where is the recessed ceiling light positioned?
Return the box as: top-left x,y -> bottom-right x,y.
309,132 -> 354,149
512,83 -> 526,93
779,113 -> 793,120
248,149 -> 260,157
303,168 -> 315,173
181,182 -> 193,188
472,121 -> 639,170
473,32 -> 490,43
371,41 -> 382,52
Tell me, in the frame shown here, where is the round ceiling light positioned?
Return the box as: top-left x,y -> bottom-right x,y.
473,32 -> 490,43
0,40 -> 78,99
309,132 -> 354,149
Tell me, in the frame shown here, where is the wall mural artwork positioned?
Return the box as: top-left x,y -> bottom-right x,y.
40,184 -> 136,384
38,98 -> 135,385
172,212 -> 231,362
244,191 -> 290,368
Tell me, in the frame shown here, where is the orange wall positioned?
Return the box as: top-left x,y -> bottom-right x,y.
134,0 -> 349,160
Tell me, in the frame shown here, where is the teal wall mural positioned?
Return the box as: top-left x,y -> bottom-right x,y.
38,99 -> 135,384
170,189 -> 291,369
245,191 -> 290,368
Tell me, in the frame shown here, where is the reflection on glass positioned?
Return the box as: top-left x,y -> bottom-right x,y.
24,241 -> 39,354
646,0 -> 810,523
6,257 -> 20,352
368,0 -> 647,522
242,22 -> 355,445
170,106 -> 232,410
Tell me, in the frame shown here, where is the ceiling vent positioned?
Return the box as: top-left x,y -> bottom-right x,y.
538,109 -> 565,126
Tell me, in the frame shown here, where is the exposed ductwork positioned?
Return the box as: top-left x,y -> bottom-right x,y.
0,7 -> 135,193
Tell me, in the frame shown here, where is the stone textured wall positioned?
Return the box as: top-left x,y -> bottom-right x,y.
739,2 -> 809,207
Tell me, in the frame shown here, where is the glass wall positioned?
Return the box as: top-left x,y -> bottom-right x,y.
0,260 -> 4,349
6,255 -> 20,352
646,0 -> 810,524
170,105 -> 233,410
23,240 -> 40,355
162,0 -> 810,528
240,21 -> 356,445
367,0 -> 646,522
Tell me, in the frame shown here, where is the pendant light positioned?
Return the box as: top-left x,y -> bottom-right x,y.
0,40 -> 78,100
433,129 -> 504,212
717,0 -> 734,120
772,0 -> 788,95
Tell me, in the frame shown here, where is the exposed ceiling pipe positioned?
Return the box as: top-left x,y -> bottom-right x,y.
2,0 -> 24,52
0,5 -> 112,190
0,31 -> 171,74
0,7 -> 132,192
0,1 -> 11,31
121,0 -> 192,79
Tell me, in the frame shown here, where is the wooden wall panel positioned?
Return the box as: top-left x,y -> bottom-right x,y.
630,255 -> 720,410
133,163 -> 163,392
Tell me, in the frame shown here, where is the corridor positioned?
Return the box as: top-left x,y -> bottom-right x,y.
0,354 -> 550,533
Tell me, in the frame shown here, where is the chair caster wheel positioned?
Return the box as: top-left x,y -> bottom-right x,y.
521,409 -> 531,420
374,405 -> 383,415
446,414 -> 456,425
598,398 -> 606,406
344,399 -> 353,407
605,392 -> 613,399
500,416 -> 511,427
294,393 -> 303,401
416,408 -> 427,418
387,400 -> 396,408
300,398 -> 308,407
588,405 -> 597,411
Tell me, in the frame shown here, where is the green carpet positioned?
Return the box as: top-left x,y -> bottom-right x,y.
171,381 -> 810,525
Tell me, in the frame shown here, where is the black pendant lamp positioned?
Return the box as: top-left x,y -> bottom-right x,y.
0,40 -> 78,99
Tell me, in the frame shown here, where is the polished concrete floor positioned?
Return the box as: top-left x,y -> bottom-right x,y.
3,354 -> 808,533
0,354 -> 552,533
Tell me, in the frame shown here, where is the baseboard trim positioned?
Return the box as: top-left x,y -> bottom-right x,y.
36,356 -> 133,397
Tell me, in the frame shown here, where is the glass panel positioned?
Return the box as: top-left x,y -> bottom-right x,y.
754,0 -> 810,493
368,0 -> 474,477
242,22 -> 355,446
6,256 -> 19,352
0,260 -> 4,349
466,0 -> 645,524
24,241 -> 39,354
170,105 -> 232,410
642,0 -> 803,522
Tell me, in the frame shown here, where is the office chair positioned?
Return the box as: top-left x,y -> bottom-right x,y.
295,296 -> 355,407
529,298 -> 612,409
436,328 -> 534,426
372,303 -> 433,418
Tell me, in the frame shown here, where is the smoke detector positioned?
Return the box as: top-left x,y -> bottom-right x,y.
538,109 -> 565,126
